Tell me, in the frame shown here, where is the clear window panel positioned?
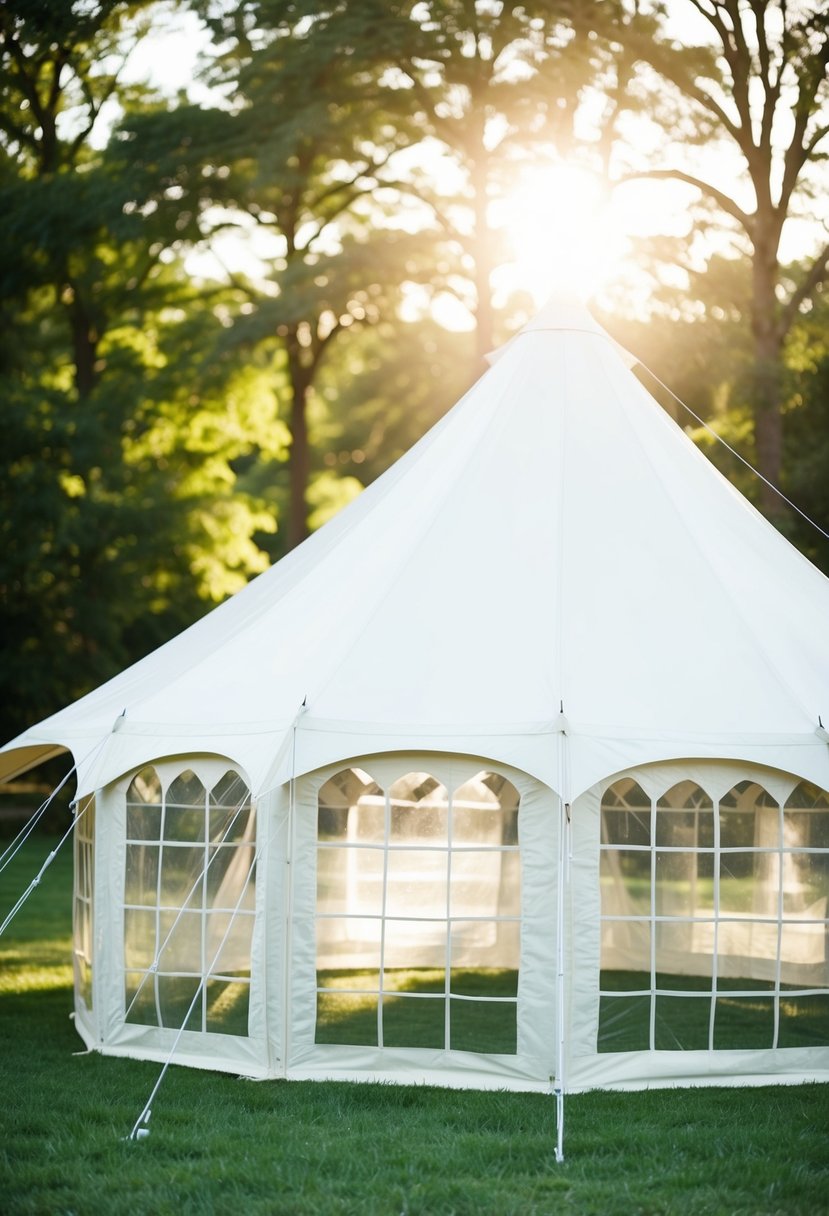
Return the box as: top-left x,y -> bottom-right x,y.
782,778 -> 826,817
450,918 -> 520,973
205,979 -> 250,1036
316,846 -> 384,917
389,773 -> 448,844
76,958 -> 92,1010
124,843 -> 159,907
122,764 -> 253,1038
158,909 -> 203,973
717,919 -> 778,985
495,850 -> 521,917
164,806 -> 205,843
655,921 -> 714,980
780,922 -> 829,987
317,916 -> 382,975
208,772 -> 252,837
316,992 -> 378,1045
73,794 -> 95,1011
720,784 -> 780,849
127,767 -> 162,806
602,808 -> 650,846
382,994 -> 445,1049
781,853 -> 828,916
317,967 -> 381,993
206,910 -> 254,974
450,967 -> 518,998
449,849 -> 510,918
205,844 -> 256,911
209,803 -> 252,844
344,797 -> 386,844
601,849 -> 651,915
384,917 -> 446,982
601,781 -> 651,846
124,908 -> 157,970
318,769 -> 385,843
125,972 -> 157,1025
157,975 -> 203,1031
166,770 -> 205,808
601,917 -> 651,977
385,849 -> 447,919
450,998 -> 516,1054
778,993 -> 829,1048
713,995 -> 774,1049
160,844 -> 205,906
315,764 -> 521,1056
598,995 -> 650,1053
452,773 -> 519,846
384,966 -> 445,996
719,852 -> 777,916
126,802 -> 161,842
654,995 -> 710,1051
655,851 -> 714,916
656,782 -> 714,848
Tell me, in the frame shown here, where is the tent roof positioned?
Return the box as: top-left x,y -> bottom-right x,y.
3,297 -> 828,799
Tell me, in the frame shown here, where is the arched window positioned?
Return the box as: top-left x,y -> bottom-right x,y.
598,771 -> 829,1054
123,763 -> 255,1037
315,766 -> 521,1055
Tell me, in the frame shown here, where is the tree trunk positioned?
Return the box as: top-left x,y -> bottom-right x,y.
66,287 -> 99,399
286,330 -> 310,551
750,231 -> 784,518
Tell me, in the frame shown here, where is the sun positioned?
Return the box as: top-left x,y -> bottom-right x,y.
491,162 -> 629,305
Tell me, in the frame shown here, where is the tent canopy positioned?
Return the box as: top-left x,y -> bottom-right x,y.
2,296 -> 828,800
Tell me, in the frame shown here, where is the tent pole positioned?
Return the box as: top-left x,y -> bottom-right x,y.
281,698 -> 308,1080
554,712 -> 571,1163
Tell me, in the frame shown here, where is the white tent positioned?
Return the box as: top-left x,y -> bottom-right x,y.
2,297 -> 828,1102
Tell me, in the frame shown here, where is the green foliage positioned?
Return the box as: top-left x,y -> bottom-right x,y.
0,4 -> 284,742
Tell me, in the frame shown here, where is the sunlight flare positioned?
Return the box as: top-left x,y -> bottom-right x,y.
492,162 -> 629,304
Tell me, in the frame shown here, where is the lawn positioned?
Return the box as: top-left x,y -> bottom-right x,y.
1,836 -> 828,1215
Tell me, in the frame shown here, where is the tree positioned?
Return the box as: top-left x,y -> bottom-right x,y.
607,0 -> 829,514
345,0 -> 607,372
0,2 -> 281,740
137,0 -> 453,549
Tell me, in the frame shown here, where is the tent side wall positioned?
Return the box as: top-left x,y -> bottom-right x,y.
72,754 -> 272,1077
69,747 -> 829,1091
283,752 -> 560,1091
567,759 -> 829,1091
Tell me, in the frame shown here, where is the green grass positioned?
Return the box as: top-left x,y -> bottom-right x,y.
1,838 -> 829,1215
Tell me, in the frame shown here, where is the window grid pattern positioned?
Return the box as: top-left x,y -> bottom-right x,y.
316,769 -> 521,1054
123,766 -> 256,1037
599,778 -> 829,1053
72,794 -> 96,1010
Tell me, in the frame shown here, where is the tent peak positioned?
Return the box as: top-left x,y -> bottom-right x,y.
523,292 -> 605,337
486,293 -> 638,368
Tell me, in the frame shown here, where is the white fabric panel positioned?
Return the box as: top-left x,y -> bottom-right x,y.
567,758 -> 829,1089
288,754 -> 557,1086
567,1047 -> 829,1093
3,298 -> 827,804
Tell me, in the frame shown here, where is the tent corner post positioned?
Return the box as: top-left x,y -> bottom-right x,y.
554,1086 -> 565,1163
